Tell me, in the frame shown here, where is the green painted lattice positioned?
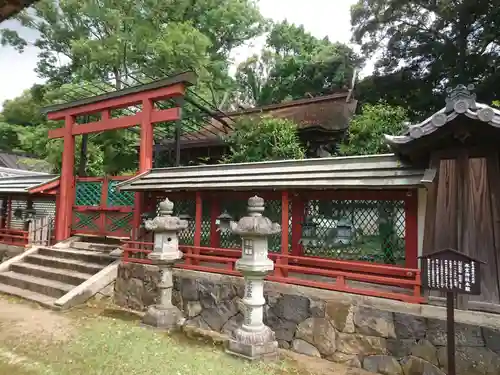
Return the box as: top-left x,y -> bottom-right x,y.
106,212 -> 133,235
74,182 -> 102,206
107,180 -> 135,207
72,212 -> 100,231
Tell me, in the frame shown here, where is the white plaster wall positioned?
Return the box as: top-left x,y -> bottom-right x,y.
417,188 -> 427,259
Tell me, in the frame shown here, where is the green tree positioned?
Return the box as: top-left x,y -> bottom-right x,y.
234,21 -> 360,107
339,103 -> 408,156
0,81 -> 139,175
351,0 -> 500,118
224,116 -> 306,163
1,0 -> 268,172
2,0 -> 266,92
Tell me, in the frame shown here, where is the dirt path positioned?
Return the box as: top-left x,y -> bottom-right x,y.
0,297 -> 72,344
0,295 -> 375,375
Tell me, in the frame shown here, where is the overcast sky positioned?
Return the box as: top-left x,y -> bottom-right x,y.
0,0 -> 366,107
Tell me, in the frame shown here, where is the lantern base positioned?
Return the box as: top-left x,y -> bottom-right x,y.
227,339 -> 278,361
227,326 -> 278,361
142,304 -> 184,330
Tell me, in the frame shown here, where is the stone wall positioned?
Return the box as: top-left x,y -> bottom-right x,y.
115,263 -> 500,375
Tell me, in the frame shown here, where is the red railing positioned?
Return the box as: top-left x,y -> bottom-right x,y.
0,228 -> 29,247
121,240 -> 423,304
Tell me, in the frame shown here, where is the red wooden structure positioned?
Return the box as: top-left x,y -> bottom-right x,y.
71,176 -> 134,238
40,72 -> 197,241
117,155 -> 426,303
0,174 -> 58,248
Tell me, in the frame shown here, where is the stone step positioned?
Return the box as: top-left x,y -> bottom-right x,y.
24,254 -> 104,274
37,247 -> 113,265
10,263 -> 92,286
0,271 -> 73,298
70,241 -> 120,253
0,283 -> 57,309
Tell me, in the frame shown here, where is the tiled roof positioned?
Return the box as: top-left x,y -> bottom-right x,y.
0,0 -> 38,22
0,152 -> 52,173
384,84 -> 500,148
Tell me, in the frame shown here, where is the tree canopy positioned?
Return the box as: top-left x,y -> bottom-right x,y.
338,103 -> 409,156
351,0 -> 500,118
234,21 -> 360,107
224,116 -> 305,163
2,0 -> 266,93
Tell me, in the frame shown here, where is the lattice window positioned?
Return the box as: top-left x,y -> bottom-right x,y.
303,199 -> 405,265
106,212 -> 134,236
107,180 -> 135,207
219,198 -> 292,252
174,199 -> 196,245
75,181 -> 102,206
219,199 -> 247,249
72,212 -> 100,232
265,199 -> 292,253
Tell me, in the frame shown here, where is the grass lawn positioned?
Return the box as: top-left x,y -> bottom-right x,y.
0,296 -> 370,375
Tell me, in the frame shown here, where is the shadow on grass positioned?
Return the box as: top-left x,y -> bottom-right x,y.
99,308 -> 142,322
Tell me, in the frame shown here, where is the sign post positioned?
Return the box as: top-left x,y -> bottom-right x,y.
419,248 -> 484,375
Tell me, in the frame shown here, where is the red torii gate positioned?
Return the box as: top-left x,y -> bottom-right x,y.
42,72 -> 197,241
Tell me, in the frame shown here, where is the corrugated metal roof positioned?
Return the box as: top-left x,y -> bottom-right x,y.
117,154 -> 427,192
0,174 -> 59,193
0,166 -> 49,178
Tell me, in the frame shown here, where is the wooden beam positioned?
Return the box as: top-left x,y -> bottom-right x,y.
151,108 -> 181,124
28,178 -> 60,195
46,83 -> 185,120
55,115 -> 75,241
48,108 -> 179,139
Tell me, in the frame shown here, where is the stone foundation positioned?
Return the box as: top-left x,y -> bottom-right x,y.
115,263 -> 500,375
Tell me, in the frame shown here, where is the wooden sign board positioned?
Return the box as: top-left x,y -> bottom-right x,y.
419,248 -> 483,295
419,248 -> 485,375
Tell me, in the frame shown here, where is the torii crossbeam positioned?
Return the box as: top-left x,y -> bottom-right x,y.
42,72 -> 197,241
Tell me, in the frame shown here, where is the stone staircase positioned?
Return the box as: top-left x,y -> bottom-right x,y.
0,238 -> 119,309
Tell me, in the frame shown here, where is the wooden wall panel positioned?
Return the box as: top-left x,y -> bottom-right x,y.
434,159 -> 459,250
487,154 -> 500,302
462,157 -> 500,307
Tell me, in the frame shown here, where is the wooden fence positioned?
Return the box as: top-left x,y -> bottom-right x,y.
121,240 -> 423,304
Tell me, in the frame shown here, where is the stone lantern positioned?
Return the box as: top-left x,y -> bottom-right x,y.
334,218 -> 354,245
142,198 -> 188,330
226,195 -> 281,360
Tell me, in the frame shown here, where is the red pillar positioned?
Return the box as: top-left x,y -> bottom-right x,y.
291,195 -> 304,256
134,99 -> 154,228
55,115 -> 75,241
194,192 -> 202,265
279,191 -> 289,277
139,99 -> 154,171
210,198 -> 220,248
405,190 -> 419,269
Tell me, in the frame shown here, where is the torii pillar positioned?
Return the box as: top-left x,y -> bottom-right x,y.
42,72 -> 197,241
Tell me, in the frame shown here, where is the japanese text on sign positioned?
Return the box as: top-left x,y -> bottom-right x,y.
423,255 -> 480,295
